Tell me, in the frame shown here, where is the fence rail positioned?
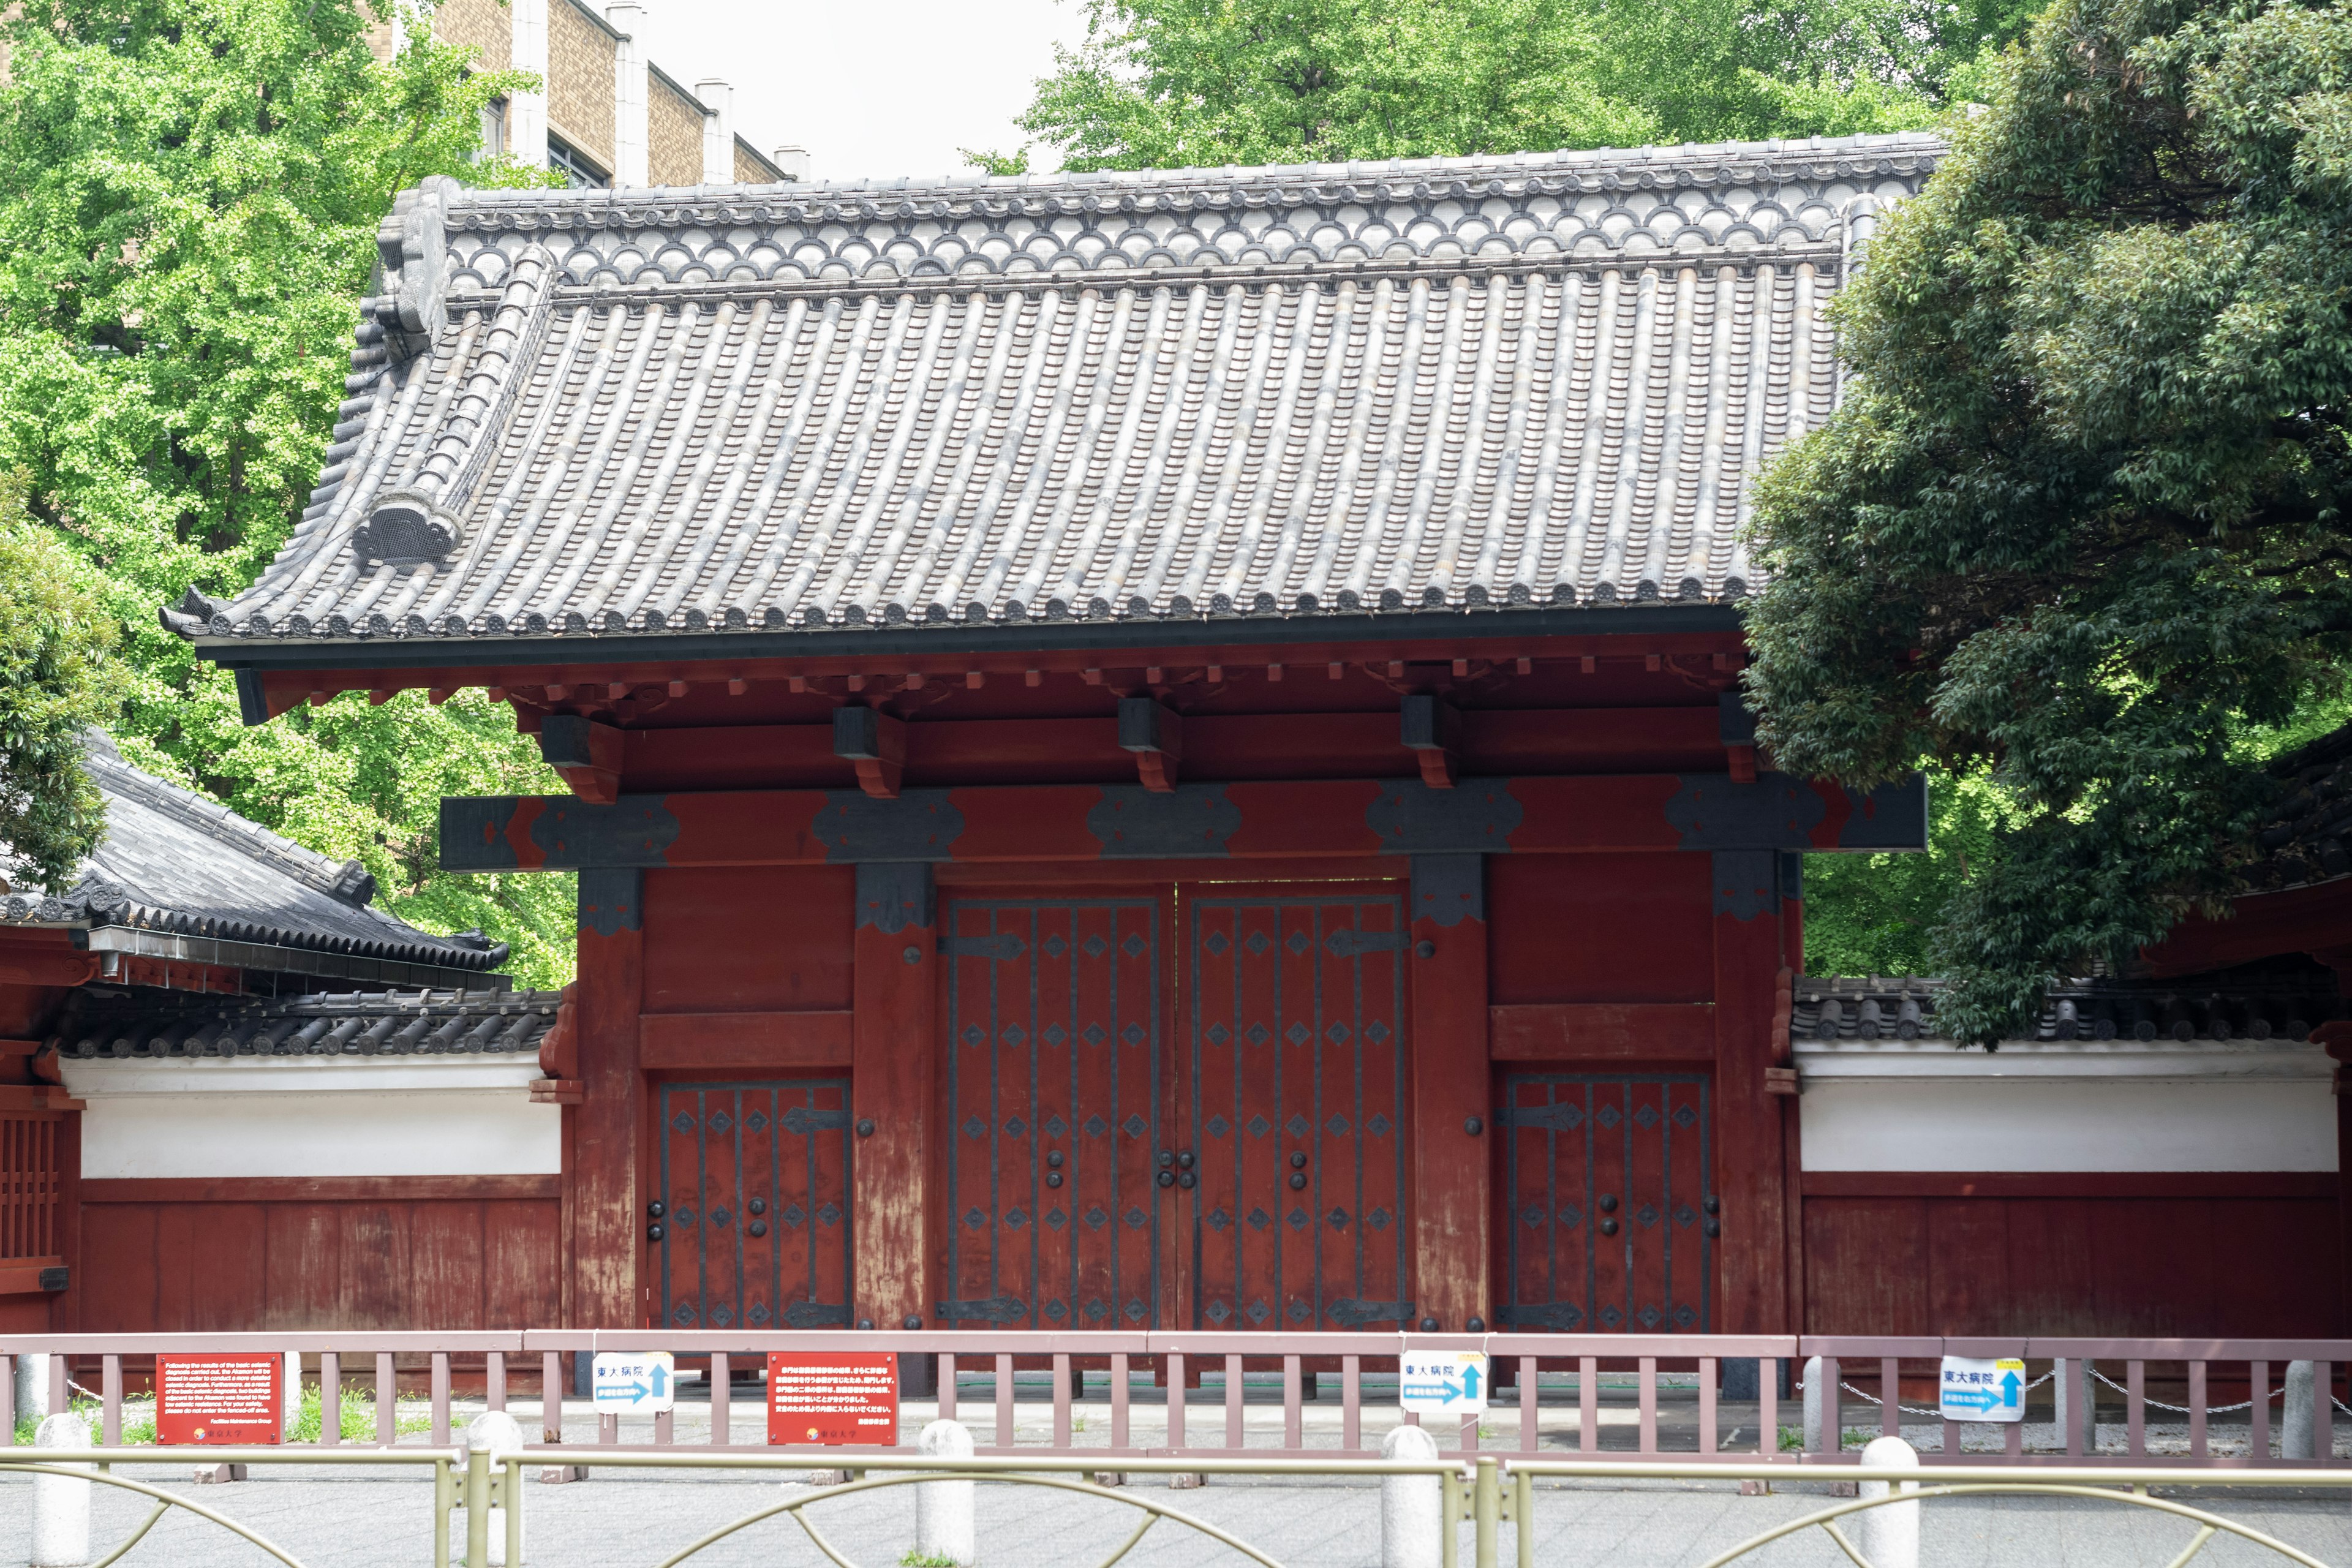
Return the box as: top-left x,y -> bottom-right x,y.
1,1332 -> 2343,1469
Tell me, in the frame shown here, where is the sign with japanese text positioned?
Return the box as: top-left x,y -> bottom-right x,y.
156,1354 -> 282,1446
767,1352 -> 898,1446
593,1351 -> 676,1414
1939,1355 -> 2027,1422
1400,1351 -> 1490,1416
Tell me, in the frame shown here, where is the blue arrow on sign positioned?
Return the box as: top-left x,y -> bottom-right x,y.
1461,1364 -> 1482,1404
1999,1371 -> 2021,1408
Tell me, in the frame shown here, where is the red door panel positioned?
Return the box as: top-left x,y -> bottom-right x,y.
655,1080 -> 851,1331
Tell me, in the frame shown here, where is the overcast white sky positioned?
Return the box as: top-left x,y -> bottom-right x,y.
619,0 -> 1095,184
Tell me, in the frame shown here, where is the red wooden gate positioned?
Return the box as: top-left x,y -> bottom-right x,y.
654,1079 -> 853,1331
1497,1072 -> 1714,1333
940,897 -> 1163,1330
1185,889 -> 1411,1332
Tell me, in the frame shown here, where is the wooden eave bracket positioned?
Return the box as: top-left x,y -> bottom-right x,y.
1764,1066 -> 1801,1096
529,1079 -> 586,1106
1117,698 -> 1183,793
1399,694 -> 1458,789
538,715 -> 625,805
834,705 -> 906,799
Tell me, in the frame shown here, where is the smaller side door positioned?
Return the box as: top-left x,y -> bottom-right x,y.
655,1079 -> 852,1331
1496,1072 -> 1714,1333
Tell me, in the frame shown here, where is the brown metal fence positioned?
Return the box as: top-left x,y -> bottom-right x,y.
1,1331 -> 2342,1469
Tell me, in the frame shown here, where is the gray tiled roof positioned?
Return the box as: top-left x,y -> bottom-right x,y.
0,735 -> 507,973
50,986 -> 559,1058
176,134 -> 1941,649
1793,975 -> 2339,1044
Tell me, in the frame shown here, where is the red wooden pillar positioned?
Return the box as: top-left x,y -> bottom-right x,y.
1711,850 -> 1792,1337
1409,854 -> 1490,1333
573,867 -> 646,1329
851,864 -> 937,1337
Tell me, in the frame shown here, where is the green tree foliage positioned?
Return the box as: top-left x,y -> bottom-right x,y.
1744,0 -> 2352,1041
0,0 -> 576,984
0,482 -> 118,892
984,0 -> 2038,172
1800,767 -> 2021,976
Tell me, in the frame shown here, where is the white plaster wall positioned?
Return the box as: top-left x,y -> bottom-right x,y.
62,1058 -> 559,1179
1799,1078 -> 2335,1172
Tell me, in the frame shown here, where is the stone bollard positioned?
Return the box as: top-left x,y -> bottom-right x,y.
2285,1361 -> 2316,1461
30,1412 -> 91,1568
14,1352 -> 50,1430
1380,1423 -> 1442,1568
913,1419 -> 975,1567
1802,1356 -> 1825,1452
2052,1360 -> 2096,1449
466,1411 -> 527,1566
1855,1435 -> 1919,1568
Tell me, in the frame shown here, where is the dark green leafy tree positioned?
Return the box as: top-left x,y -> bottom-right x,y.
1746,0 -> 2352,1041
0,0 -> 576,984
0,482 -> 118,892
982,0 -> 2038,172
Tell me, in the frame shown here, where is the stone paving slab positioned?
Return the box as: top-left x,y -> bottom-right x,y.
0,1466 -> 2344,1567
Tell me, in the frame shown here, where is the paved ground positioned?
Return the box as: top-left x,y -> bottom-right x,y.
0,1465 -> 2345,1567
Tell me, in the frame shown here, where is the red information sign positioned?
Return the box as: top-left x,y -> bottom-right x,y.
155,1354 -> 282,1446
766,1353 -> 897,1446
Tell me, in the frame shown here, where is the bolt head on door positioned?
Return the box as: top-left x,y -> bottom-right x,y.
1463,1115 -> 1483,1136
1287,1172 -> 1306,1189
648,1201 -> 665,1218
1414,940 -> 1436,959
647,1223 -> 665,1242
1599,1218 -> 1619,1236
856,1118 -> 876,1137
1419,1317 -> 1439,1332
903,1315 -> 923,1330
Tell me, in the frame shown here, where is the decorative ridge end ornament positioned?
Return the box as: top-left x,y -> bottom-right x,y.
375,174 -> 459,362
353,488 -> 462,569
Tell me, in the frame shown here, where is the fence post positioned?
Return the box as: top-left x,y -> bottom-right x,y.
1855,1436 -> 1919,1568
466,1411 -> 527,1566
29,1411 -> 91,1568
2285,1362 -> 2316,1461
1801,1357 -> 1825,1453
14,1352 -> 49,1429
2054,1360 -> 2095,1451
285,1351 -> 303,1436
914,1418 -> 975,1567
1382,1422 -> 1442,1568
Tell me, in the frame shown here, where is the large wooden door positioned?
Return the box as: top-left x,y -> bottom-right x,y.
1496,1072 -> 1714,1333
654,1079 -> 853,1330
940,896 -> 1163,1330
1183,889 -> 1411,1332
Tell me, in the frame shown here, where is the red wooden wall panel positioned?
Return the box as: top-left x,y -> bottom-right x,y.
1804,1196 -> 2339,1337
1487,854 -> 1715,1006
77,1196 -> 559,1331
642,867 -> 856,1014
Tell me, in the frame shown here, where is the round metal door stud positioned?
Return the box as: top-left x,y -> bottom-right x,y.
1178,1172 -> 1196,1189
1046,1172 -> 1063,1188
647,1223 -> 665,1242
1463,1115 -> 1484,1136
1705,1219 -> 1721,1238
855,1117 -> 876,1137
748,1220 -> 768,1237
1419,1317 -> 1440,1332
1159,1151 -> 1175,1169
1158,1170 -> 1175,1187
1599,1218 -> 1619,1236
903,1315 -> 923,1330
902,946 -> 922,965
858,1318 -> 874,1331
1466,1317 -> 1487,1333
1702,1196 -> 1721,1215
747,1197 -> 766,1215
647,1201 -> 666,1218
1597,1193 -> 1618,1213
1287,1172 -> 1306,1189
1177,1150 -> 1196,1170
1047,1151 -> 1065,1169
1288,1152 -> 1306,1169
1414,940 -> 1436,959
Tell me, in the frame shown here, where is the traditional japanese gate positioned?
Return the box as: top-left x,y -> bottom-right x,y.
941,897 -> 1164,1330
1497,1072 -> 1715,1333
1184,889 -> 1412,1332
653,1080 -> 854,1331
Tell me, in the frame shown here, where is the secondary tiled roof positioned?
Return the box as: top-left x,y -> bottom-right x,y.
50,986 -> 559,1058
173,134 -> 1942,649
1793,974 -> 2340,1044
0,734 -> 507,974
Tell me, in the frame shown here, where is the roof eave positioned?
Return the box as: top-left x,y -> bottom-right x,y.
189,602 -> 1749,676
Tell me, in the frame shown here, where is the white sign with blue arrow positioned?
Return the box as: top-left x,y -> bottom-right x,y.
593,1351 -> 677,1414
1938,1355 -> 2026,1422
1400,1352 -> 1490,1417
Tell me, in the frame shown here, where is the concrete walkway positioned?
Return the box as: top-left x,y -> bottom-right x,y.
0,1464 -> 2345,1567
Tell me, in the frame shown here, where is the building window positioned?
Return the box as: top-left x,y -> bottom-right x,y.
548,134 -> 611,189
477,98 -> 507,162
